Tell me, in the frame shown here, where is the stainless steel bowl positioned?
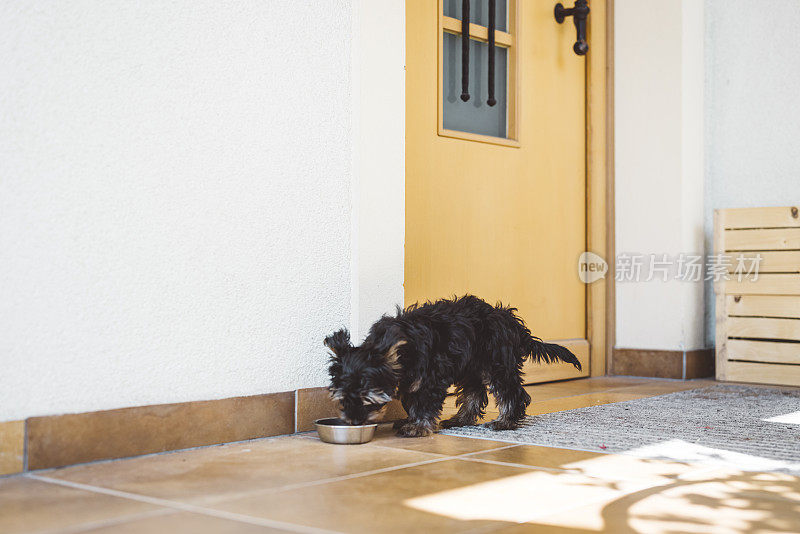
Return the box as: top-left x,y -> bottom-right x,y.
315,418 -> 377,444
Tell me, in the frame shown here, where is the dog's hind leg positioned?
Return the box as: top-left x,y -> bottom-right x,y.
486,381 -> 530,430
440,380 -> 488,429
486,377 -> 531,430
485,345 -> 532,431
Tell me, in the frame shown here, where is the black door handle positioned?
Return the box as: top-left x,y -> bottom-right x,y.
555,0 -> 590,56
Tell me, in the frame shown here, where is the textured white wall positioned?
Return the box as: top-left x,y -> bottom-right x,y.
0,1 -> 365,421
614,0 -> 705,351
703,0 -> 800,345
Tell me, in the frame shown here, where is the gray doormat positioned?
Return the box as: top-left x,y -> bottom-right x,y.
441,384 -> 800,473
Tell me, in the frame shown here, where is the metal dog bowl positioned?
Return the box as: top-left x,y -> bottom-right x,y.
315,418 -> 377,444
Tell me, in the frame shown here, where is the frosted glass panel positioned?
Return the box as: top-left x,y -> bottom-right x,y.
443,33 -> 508,138
444,0 -> 507,33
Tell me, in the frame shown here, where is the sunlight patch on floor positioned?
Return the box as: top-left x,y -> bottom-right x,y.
528,481 -> 782,533
765,411 -> 800,425
403,469 -> 638,524
621,439 -> 800,473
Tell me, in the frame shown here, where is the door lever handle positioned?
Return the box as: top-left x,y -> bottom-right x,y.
554,0 -> 590,56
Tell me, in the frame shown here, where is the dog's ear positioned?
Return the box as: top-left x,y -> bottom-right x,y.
383,340 -> 406,369
324,328 -> 352,358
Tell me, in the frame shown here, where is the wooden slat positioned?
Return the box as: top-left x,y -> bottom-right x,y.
714,210 -> 728,380
725,228 -> 800,251
728,317 -> 800,342
727,295 -> 800,319
720,274 -> 800,295
727,339 -> 800,365
723,251 -> 800,273
722,206 -> 800,229
442,16 -> 514,48
724,360 -> 800,387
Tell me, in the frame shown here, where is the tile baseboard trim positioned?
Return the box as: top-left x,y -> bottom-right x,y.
5,386 -> 407,476
25,391 -> 295,471
611,348 -> 715,380
0,420 -> 25,476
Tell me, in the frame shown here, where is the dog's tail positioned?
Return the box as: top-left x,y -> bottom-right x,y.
497,303 -> 583,371
525,336 -> 582,371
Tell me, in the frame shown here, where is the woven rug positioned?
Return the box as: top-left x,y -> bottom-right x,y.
441,384 -> 800,473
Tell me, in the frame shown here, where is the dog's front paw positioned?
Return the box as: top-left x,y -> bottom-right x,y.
439,416 -> 474,429
392,418 -> 409,430
484,419 -> 519,431
396,422 -> 434,438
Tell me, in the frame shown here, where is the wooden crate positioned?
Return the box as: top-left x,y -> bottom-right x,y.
714,206 -> 800,386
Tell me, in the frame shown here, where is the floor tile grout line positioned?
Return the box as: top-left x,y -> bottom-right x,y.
27,455 -> 459,519
261,457 -> 451,494
359,442 -> 451,457
457,456 -> 596,476
454,443 -> 520,457
239,444 -> 518,496
25,474 -> 343,534
193,444 -> 524,508
35,508 -> 178,534
363,440 -> 520,459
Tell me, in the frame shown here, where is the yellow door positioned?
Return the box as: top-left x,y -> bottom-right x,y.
405,0 -> 590,382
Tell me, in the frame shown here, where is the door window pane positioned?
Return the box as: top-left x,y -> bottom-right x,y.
442,33 -> 508,138
443,0 -> 508,33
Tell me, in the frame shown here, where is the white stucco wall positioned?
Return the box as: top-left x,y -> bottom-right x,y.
703,0 -> 800,346
0,1 -> 405,422
614,0 -> 705,351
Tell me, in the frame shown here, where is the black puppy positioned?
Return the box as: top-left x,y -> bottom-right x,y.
325,295 -> 581,437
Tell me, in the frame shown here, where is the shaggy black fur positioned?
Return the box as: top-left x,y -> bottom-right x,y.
325,295 -> 582,437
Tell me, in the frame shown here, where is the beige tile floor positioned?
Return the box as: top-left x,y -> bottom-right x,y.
3,377 -> 799,533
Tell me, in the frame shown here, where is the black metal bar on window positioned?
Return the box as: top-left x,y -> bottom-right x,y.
487,0 -> 496,106
460,0 -> 470,102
